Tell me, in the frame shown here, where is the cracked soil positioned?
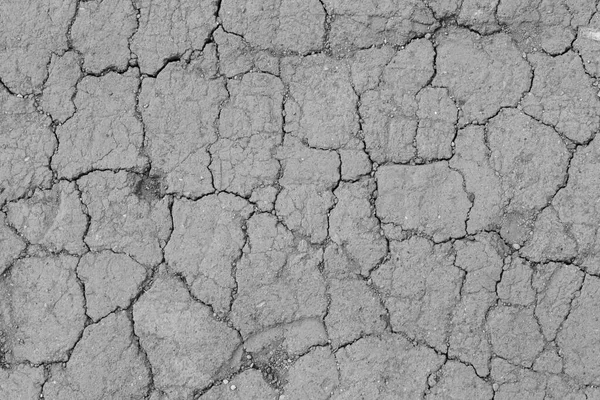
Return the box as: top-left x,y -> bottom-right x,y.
2,0 -> 600,399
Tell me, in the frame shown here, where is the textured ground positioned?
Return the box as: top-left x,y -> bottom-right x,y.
1,0 -> 600,399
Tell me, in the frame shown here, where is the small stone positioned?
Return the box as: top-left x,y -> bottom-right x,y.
512,243 -> 521,250
230,384 -> 236,391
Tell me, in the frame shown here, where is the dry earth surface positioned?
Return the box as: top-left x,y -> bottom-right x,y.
2,0 -> 600,399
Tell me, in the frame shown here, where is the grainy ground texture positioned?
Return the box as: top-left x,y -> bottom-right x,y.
2,0 -> 600,399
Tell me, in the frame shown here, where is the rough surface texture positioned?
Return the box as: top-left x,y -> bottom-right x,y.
323,0 -> 438,53
39,51 -> 80,123
78,171 -> 171,266
433,28 -> 531,124
522,52 -> 600,144
212,72 -> 283,197
361,39 -> 435,163
140,47 -> 227,197
43,312 -> 150,400
165,194 -> 252,313
77,251 -> 148,321
324,272 -> 387,348
333,334 -> 444,399
575,11 -> 600,77
53,71 -> 147,179
0,256 -> 86,364
487,306 -> 545,368
133,272 -> 241,398
221,0 -> 326,54
449,233 -> 505,376
0,212 -> 26,275
71,0 -> 137,74
329,179 -> 387,275
231,213 -> 328,337
0,0 -> 75,94
283,55 -> 359,149
426,361 -> 493,399
131,0 -> 218,74
376,162 -> 470,242
497,0 -> 595,54
0,88 -> 55,206
275,137 -> 340,242
2,1 -> 600,397
450,108 -> 570,243
552,137 -> 600,273
373,237 -> 463,352
0,364 -> 45,400
6,181 -> 87,254
199,369 -> 278,399
558,275 -> 600,385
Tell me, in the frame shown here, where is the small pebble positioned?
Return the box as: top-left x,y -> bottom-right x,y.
230,385 -> 237,391
512,243 -> 521,250
223,379 -> 229,384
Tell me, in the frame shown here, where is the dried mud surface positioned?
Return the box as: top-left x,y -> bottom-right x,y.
2,0 -> 600,399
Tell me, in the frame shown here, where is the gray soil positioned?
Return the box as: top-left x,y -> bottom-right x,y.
2,0 -> 600,399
